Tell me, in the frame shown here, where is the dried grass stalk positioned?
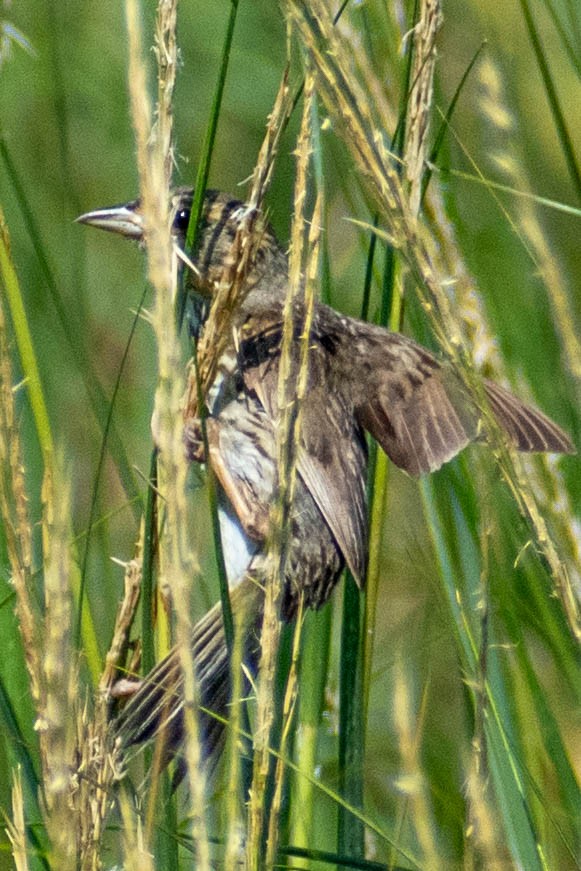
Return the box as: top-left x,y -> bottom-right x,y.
119,791 -> 156,871
404,0 -> 442,215
39,465 -> 78,869
76,698 -> 117,871
265,596 -> 304,867
75,544 -> 144,870
247,70 -> 319,867
125,0 -> 210,864
99,544 -> 143,696
6,768 -> 29,871
188,67 -> 294,415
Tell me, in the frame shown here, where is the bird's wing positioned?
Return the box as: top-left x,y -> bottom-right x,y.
239,321 -> 368,586
350,329 -> 479,476
298,394 -> 368,586
339,318 -> 575,474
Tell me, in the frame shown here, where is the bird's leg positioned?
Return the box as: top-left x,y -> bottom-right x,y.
183,416 -> 206,463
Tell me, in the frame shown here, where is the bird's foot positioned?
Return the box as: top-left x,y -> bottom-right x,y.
110,677 -> 142,699
183,417 -> 206,463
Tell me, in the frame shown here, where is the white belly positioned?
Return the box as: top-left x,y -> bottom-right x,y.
218,503 -> 257,587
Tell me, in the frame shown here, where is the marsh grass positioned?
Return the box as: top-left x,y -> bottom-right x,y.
0,0 -> 579,869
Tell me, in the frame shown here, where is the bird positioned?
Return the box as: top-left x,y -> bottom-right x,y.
77,188 -> 575,773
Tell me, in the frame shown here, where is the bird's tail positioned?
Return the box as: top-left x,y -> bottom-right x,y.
112,575 -> 264,773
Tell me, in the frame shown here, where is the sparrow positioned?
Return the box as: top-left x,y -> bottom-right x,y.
77,189 -> 574,771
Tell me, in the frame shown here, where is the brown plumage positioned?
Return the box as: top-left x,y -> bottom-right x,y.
78,189 -> 574,773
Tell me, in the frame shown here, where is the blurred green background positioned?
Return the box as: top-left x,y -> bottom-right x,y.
0,0 -> 579,867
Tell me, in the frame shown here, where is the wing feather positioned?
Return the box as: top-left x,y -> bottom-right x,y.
236,305 -> 574,528
239,322 -> 368,585
483,380 -> 575,454
326,311 -> 574,473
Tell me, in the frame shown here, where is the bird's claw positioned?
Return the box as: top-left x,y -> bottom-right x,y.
183,417 -> 206,463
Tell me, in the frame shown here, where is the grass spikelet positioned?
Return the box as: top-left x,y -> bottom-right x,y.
6,767 -> 29,871
465,761 -> 506,869
189,68 -> 294,411
39,463 -> 78,868
118,790 -> 156,871
392,658 -> 439,870
404,0 -> 443,215
284,0 -> 461,357
125,0 -> 209,864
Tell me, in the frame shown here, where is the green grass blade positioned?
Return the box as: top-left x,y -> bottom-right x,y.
518,0 -> 581,201
421,473 -> 551,871
0,678 -> 40,818
290,604 -> 332,859
0,139 -> 142,520
543,3 -> 581,78
0,208 -> 53,459
77,281 -> 149,649
422,41 -> 486,202
141,448 -> 159,679
337,572 -> 364,860
280,843 -> 412,870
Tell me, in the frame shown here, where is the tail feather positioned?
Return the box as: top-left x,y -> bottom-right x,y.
484,380 -> 575,455
113,577 -> 264,772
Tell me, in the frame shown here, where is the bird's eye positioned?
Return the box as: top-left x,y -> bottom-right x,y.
174,207 -> 190,232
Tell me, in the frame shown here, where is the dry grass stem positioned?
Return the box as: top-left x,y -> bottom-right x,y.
334,13 -> 398,137
76,699 -> 117,871
246,69 -> 317,868
465,763 -> 506,870
404,0 -> 442,215
6,768 -> 29,871
155,0 -> 178,184
99,545 -> 143,695
39,465 -> 78,869
119,792 -> 156,871
125,0 -> 210,864
265,598 -> 303,867
190,67 -> 293,415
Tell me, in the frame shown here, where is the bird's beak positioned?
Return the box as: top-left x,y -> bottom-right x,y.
76,203 -> 144,240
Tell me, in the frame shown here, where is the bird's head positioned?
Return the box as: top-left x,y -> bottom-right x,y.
77,188 -> 286,299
